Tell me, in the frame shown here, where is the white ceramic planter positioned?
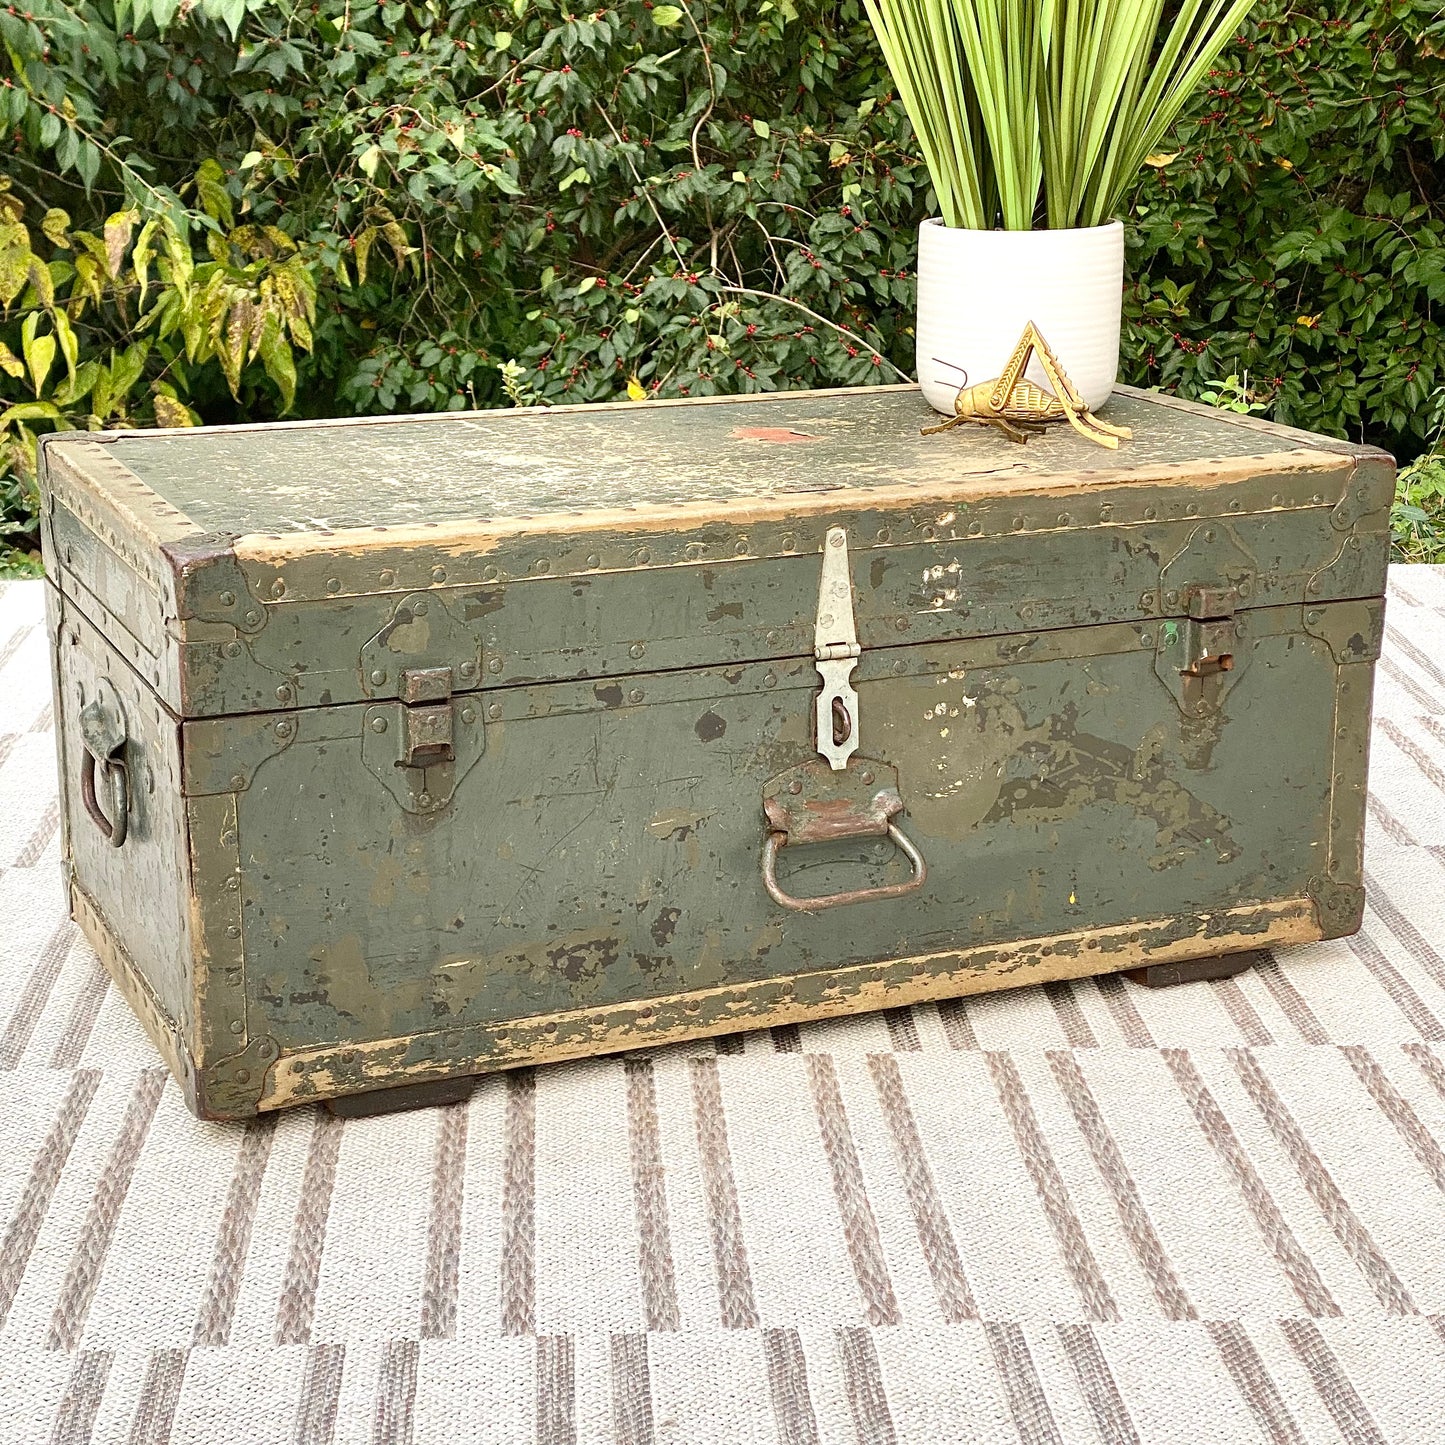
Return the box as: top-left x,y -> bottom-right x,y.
914,217 -> 1124,417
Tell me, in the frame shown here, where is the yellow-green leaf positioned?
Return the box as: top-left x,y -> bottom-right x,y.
0,340 -> 23,379
626,375 -> 646,401
152,392 -> 196,428
358,145 -> 383,181
52,309 -> 78,383
0,222 -> 33,308
353,227 -> 375,286
651,4 -> 683,24
752,118 -> 771,139
25,333 -> 56,397
42,209 -> 71,249
258,314 -> 297,413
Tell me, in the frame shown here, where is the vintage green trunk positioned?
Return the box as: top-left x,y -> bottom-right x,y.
37,385 -> 1393,1118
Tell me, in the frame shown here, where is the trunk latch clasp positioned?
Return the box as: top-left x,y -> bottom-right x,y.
814,527 -> 861,770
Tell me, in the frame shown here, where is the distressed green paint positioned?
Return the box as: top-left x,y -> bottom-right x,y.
37,384 -> 1393,1117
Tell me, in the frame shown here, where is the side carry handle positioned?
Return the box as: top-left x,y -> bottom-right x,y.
79,688 -> 128,848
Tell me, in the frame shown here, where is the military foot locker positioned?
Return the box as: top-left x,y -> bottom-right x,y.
38,386 -> 1393,1118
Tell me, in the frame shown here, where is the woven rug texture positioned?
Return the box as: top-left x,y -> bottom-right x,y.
2,569 -> 1445,1444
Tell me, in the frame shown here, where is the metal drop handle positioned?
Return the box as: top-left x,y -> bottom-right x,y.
762,821 -> 926,913
78,687 -> 129,848
80,749 -> 128,847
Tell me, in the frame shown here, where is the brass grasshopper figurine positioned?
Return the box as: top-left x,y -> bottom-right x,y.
922,320 -> 1131,450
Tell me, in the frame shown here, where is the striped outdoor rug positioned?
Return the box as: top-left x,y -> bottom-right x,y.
2,568 -> 1445,1445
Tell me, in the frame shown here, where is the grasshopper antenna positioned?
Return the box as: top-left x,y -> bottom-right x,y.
932,358 -> 968,384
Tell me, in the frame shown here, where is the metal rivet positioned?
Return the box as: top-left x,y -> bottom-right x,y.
1020,604 -> 1035,620
488,703 -> 502,720
765,630 -> 777,645
460,707 -> 476,725
1271,493 -> 1284,506
762,673 -> 776,689
370,669 -> 387,686
892,659 -> 907,675
636,548 -> 651,565
922,525 -> 936,539
788,780 -> 803,794
685,543 -> 703,561
535,558 -> 551,574
432,565 -> 447,583
1057,513 -> 1070,526
1306,609 -> 1323,624
413,599 -> 428,616
275,719 -> 293,738
244,609 -> 262,625
1166,590 -> 1179,606
877,527 -> 892,543
226,924 -> 240,938
234,1069 -> 249,1085
370,716 -> 387,733
895,617 -> 909,632
229,775 -> 246,790
628,688 -> 644,703
735,540 -> 750,555
1140,631 -> 1153,645
1203,528 -> 1216,542
639,1007 -> 653,1020
1144,507 -> 1158,521
1185,503 -> 1199,516
418,792 -> 432,806
585,555 -> 600,569
1228,500 -> 1241,512
459,661 -> 476,679
1308,579 -> 1322,595
488,658 -> 504,673
483,564 -> 500,581
275,684 -> 292,702
967,521 -> 982,536
544,1022 -> 558,1034
1099,504 -> 1113,520
230,1020 -> 244,1035
782,535 -> 796,553
629,643 -> 645,659
1311,494 -> 1323,505
219,590 -> 236,607
860,770 -> 874,785
221,831 -> 236,848
226,875 -> 240,890
326,577 -> 341,594
1141,591 -> 1155,607
445,1032 -> 462,1048
224,641 -> 242,659
380,568 -> 396,586
270,579 -> 286,598
1012,516 -> 1025,530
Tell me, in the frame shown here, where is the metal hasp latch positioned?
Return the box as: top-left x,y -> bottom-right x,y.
362,664 -> 485,815
1154,523 -> 1255,718
757,528 -> 928,911
814,526 -> 861,770
1155,583 -> 1252,718
398,666 -> 455,768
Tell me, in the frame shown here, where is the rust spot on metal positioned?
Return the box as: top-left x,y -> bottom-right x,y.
593,681 -> 624,707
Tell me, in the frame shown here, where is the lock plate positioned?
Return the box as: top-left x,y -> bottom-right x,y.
362,689 -> 485,814
360,592 -> 482,700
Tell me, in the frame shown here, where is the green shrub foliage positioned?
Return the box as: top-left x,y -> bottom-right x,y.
1,0 -> 1442,571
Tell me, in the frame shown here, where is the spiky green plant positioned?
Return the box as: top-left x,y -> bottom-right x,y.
862,0 -> 1260,230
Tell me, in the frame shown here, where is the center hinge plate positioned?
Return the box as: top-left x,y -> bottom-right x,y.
814,527 -> 861,770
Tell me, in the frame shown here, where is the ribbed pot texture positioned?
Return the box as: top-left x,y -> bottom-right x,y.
914,218 -> 1125,417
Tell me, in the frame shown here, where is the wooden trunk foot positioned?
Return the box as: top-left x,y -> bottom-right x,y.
1125,949 -> 1266,989
324,1075 -> 475,1117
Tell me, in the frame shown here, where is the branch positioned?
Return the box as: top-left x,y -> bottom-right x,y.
715,286 -> 912,382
